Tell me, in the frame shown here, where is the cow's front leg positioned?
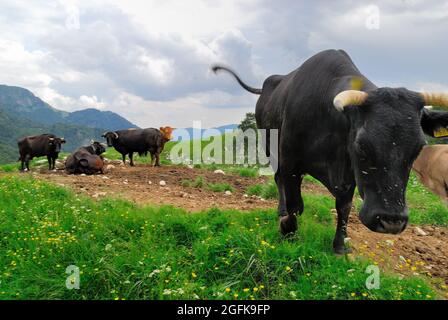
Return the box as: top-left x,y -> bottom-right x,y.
333,191 -> 355,255
20,156 -> 25,171
277,173 -> 303,236
47,155 -> 52,170
121,153 -> 126,165
25,155 -> 31,171
154,153 -> 161,167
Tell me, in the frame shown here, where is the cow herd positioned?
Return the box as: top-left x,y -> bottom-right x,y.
17,126 -> 174,174
14,49 -> 448,254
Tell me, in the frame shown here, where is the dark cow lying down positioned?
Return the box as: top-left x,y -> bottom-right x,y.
102,127 -> 173,166
18,134 -> 66,171
213,49 -> 448,254
65,141 -> 106,175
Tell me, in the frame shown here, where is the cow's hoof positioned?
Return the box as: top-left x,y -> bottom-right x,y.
279,215 -> 297,236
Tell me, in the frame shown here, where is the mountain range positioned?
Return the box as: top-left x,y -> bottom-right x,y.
0,85 -> 138,164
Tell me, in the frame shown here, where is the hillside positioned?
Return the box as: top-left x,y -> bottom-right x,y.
0,85 -> 67,125
0,85 -> 139,163
66,108 -> 138,131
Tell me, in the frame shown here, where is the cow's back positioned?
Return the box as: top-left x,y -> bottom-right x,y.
116,128 -> 162,153
18,134 -> 54,158
255,50 -> 377,175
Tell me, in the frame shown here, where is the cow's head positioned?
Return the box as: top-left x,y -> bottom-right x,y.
102,132 -> 119,147
48,137 -> 66,153
159,126 -> 174,141
90,140 -> 106,155
334,89 -> 448,234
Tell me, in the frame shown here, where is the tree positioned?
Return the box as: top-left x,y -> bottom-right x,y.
238,112 -> 257,132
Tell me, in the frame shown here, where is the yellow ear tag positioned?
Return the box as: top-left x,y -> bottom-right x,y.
350,77 -> 364,90
434,127 -> 448,138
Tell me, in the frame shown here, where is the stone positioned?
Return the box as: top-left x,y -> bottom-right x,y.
414,227 -> 428,236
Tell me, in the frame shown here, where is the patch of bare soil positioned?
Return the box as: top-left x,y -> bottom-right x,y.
24,163 -> 280,212
4,163 -> 448,296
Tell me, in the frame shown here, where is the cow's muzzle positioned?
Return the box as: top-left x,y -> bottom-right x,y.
360,210 -> 408,235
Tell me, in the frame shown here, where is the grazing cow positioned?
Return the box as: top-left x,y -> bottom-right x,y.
102,127 -> 173,166
412,145 -> 448,203
213,49 -> 448,254
18,134 -> 66,171
65,141 -> 106,175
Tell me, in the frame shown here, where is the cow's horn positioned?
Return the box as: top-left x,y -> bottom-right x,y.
49,138 -> 55,141
333,90 -> 368,112
113,132 -> 119,139
421,92 -> 448,109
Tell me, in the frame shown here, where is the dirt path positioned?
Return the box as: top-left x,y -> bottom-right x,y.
3,163 -> 448,295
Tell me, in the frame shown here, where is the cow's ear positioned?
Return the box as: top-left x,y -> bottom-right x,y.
159,127 -> 164,132
420,108 -> 448,138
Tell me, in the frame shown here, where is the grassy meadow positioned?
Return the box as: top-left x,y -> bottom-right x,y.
0,175 -> 442,300
0,133 -> 447,300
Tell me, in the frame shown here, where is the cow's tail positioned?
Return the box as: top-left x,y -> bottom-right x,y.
211,65 -> 262,95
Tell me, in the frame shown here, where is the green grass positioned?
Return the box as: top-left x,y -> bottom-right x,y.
181,177 -> 233,193
208,183 -> 234,193
406,172 -> 448,226
0,175 -> 438,300
246,180 -> 279,200
0,152 -> 71,173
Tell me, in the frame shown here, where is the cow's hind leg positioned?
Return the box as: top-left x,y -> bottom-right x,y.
129,153 -> 135,166
333,188 -> 355,255
277,173 -> 303,236
19,156 -> 25,171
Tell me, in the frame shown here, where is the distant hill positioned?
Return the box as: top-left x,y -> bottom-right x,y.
0,84 -> 139,164
0,85 -> 67,125
173,124 -> 238,141
66,108 -> 138,131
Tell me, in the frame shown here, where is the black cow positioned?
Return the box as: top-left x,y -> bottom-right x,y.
65,141 -> 106,175
102,127 -> 173,166
213,49 -> 448,254
18,134 -> 66,171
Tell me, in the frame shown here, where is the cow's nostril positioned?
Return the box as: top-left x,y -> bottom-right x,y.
379,218 -> 407,234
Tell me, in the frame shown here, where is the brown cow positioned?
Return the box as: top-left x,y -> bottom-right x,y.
412,145 -> 448,203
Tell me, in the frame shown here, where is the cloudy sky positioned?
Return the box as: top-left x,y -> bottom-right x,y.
1,0 -> 448,128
